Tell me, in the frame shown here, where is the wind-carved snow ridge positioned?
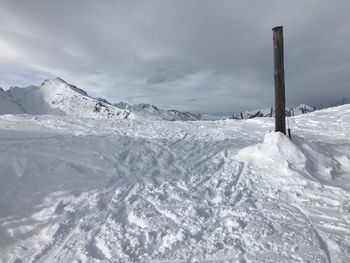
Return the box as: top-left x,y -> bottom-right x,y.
0,105 -> 350,262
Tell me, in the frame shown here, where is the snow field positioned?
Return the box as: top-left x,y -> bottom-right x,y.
0,105 -> 350,262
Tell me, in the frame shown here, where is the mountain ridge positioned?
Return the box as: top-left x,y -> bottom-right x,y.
0,78 -> 212,121
0,77 -> 315,121
4,78 -> 131,119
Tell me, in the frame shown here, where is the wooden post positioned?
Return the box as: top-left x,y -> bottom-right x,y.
272,26 -> 286,134
288,128 -> 292,140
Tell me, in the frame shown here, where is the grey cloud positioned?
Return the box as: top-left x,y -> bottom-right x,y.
147,75 -> 168,85
0,0 -> 349,114
146,69 -> 186,85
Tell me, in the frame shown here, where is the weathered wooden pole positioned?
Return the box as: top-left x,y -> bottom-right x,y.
272,26 -> 286,134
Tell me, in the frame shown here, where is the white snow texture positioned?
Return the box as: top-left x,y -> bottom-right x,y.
0,80 -> 350,262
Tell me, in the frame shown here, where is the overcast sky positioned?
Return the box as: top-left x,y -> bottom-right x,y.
0,0 -> 349,114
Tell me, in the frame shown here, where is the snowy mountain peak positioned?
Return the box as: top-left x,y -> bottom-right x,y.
133,103 -> 160,112
1,78 -> 206,121
41,77 -> 67,86
114,101 -> 131,110
2,78 -> 131,119
40,78 -> 88,97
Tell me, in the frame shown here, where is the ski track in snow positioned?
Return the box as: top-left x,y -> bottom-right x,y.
0,105 -> 350,262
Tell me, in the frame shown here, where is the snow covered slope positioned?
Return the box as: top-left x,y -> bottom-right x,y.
0,105 -> 349,262
3,78 -> 131,119
0,87 -> 25,114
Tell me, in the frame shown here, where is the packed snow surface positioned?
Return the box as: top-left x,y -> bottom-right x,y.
0,105 -> 350,262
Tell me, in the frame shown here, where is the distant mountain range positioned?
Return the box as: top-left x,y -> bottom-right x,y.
233,104 -> 316,120
113,101 -> 202,121
0,77 -> 315,120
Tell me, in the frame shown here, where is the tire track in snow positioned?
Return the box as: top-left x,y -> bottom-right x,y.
289,204 -> 332,263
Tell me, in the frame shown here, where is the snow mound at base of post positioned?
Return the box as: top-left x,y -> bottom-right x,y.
236,129 -> 350,191
236,132 -> 306,170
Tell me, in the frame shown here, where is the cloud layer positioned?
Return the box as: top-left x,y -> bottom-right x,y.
0,0 -> 349,114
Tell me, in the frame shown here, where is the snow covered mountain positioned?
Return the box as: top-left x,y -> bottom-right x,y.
1,77 -> 317,121
114,102 -> 204,121
0,78 -> 209,121
2,78 -> 131,119
233,104 -> 316,119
